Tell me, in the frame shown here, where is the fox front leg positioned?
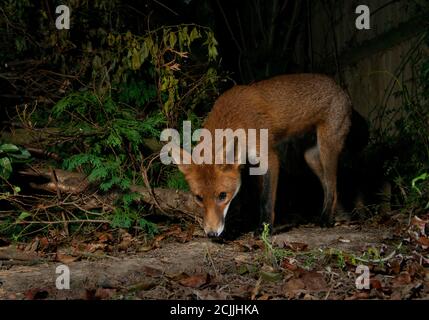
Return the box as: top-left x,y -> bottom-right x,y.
256,152 -> 279,235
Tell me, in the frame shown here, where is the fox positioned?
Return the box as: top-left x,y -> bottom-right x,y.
171,74 -> 352,238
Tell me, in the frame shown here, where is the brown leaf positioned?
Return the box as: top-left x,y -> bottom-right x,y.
55,252 -> 79,264
393,272 -> 412,287
281,259 -> 298,271
179,273 -> 209,288
410,216 -> 427,234
370,279 -> 383,290
24,288 -> 49,300
388,260 -> 401,275
301,272 -> 327,291
283,278 -> 306,292
303,293 -> 316,300
283,242 -> 308,252
260,270 -> 283,282
25,239 -> 40,252
94,288 -> 116,300
346,291 -> 370,300
183,225 -> 195,242
38,237 -> 49,250
85,243 -> 106,253
417,236 -> 429,249
117,239 -> 132,251
142,265 -> 163,277
163,225 -> 182,237
405,260 -> 425,277
390,291 -> 402,300
139,244 -> 155,252
235,238 -> 264,252
129,280 -> 158,293
97,232 -> 113,243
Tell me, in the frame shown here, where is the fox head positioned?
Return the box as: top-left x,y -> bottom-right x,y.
171,142 -> 242,238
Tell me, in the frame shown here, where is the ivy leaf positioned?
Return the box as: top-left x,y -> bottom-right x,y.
169,32 -> 177,48
189,27 -> 201,42
0,157 -> 12,179
0,144 -> 19,153
131,48 -> 141,70
17,211 -> 31,222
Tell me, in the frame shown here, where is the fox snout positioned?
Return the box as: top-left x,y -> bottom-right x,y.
203,216 -> 225,238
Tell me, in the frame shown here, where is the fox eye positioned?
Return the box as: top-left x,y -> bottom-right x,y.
218,192 -> 227,201
195,195 -> 203,202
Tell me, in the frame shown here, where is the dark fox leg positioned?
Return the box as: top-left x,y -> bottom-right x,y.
304,145 -> 328,224
257,151 -> 279,234
316,117 -> 350,227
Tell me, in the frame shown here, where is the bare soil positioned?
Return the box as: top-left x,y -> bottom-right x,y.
1,217 -> 428,300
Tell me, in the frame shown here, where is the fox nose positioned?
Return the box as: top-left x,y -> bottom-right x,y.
206,231 -> 219,238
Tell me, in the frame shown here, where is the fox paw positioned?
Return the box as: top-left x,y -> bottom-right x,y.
320,213 -> 335,228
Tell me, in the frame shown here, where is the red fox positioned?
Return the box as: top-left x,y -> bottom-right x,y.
171,74 -> 352,237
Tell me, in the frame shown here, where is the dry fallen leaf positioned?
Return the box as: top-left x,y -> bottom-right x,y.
179,273 -> 209,288
258,293 -> 271,300
346,291 -> 370,300
142,265 -> 163,277
97,232 -> 113,243
85,243 -> 107,253
410,216 -> 427,234
281,259 -> 298,271
417,236 -> 429,249
94,288 -> 116,300
118,239 -> 132,251
55,252 -> 79,264
370,278 -> 382,290
392,272 -> 412,287
24,288 -> 49,300
260,270 -> 283,282
283,278 -> 305,292
25,239 -> 39,252
129,280 -> 158,293
388,260 -> 401,275
283,242 -> 308,252
300,272 -> 327,291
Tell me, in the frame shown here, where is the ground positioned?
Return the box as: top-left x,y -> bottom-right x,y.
0,214 -> 428,300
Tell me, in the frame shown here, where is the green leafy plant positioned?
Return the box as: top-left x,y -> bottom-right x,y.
111,207 -> 158,237
52,90 -> 166,191
367,35 -> 429,213
0,143 -> 31,188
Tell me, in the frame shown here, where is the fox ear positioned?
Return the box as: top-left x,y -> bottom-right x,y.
170,143 -> 193,175
216,138 -> 242,170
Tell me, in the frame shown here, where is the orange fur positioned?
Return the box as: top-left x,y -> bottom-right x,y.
177,74 -> 352,236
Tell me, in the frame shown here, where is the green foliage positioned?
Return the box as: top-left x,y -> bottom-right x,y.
52,89 -> 166,192
0,143 -> 31,186
165,169 -> 189,191
368,36 -> 429,212
111,207 -> 158,237
118,80 -> 157,108
1,1 -> 224,237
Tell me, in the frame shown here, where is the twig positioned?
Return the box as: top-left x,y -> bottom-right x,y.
17,219 -> 109,225
354,242 -> 402,264
152,0 -> 179,16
